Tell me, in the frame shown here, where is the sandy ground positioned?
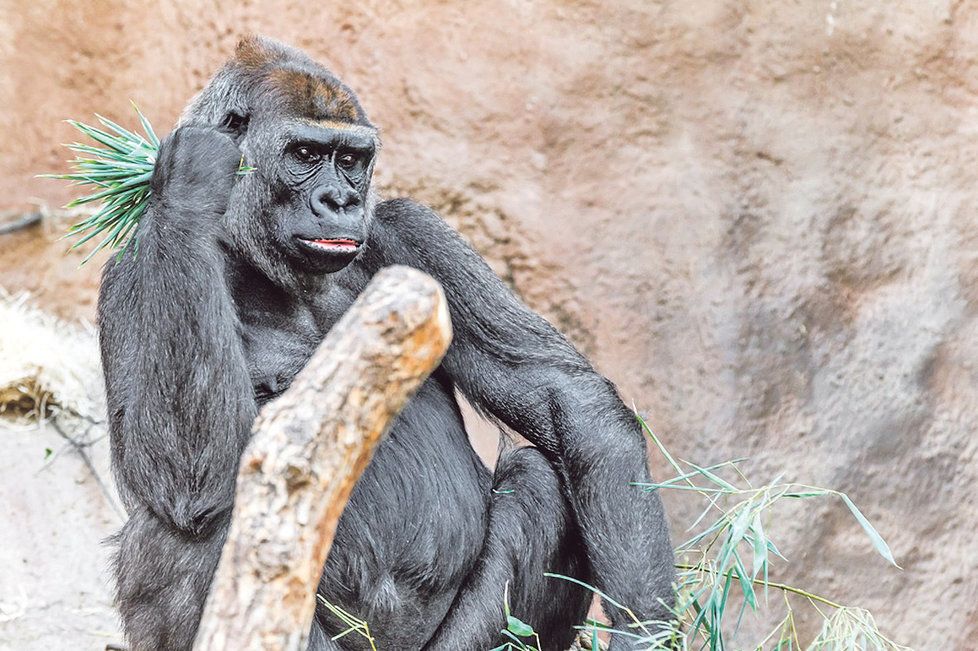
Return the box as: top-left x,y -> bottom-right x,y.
0,419 -> 122,650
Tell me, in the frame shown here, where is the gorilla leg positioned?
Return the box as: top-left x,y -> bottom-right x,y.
425,447 -> 592,651
113,508 -> 228,651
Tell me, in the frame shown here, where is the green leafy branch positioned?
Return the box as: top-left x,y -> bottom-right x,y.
537,415 -> 909,651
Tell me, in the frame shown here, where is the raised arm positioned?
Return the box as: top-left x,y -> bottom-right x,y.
99,126 -> 255,532
97,127 -> 256,650
367,199 -> 675,643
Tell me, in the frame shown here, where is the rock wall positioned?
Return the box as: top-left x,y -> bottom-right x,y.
2,1 -> 976,648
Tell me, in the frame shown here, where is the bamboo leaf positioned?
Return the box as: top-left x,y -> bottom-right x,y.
506,615 -> 535,638
838,492 -> 900,568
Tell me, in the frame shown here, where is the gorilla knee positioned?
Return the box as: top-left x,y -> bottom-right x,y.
489,447 -> 591,649
492,447 -> 567,535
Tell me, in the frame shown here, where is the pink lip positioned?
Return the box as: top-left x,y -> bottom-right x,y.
303,238 -> 360,251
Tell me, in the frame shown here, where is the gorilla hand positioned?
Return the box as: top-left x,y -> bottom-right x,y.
150,126 -> 242,218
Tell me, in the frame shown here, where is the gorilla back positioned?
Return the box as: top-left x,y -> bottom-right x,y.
98,36 -> 674,651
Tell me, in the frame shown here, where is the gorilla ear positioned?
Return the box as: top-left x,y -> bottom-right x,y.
220,111 -> 250,143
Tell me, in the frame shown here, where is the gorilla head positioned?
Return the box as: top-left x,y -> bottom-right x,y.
181,36 -> 380,283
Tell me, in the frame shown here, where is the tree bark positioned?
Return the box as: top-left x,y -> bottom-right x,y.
194,265 -> 452,650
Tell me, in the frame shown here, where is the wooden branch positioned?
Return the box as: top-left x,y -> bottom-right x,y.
194,265 -> 452,650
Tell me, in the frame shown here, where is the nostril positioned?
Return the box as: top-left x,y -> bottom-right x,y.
342,190 -> 361,208
311,188 -> 333,212
312,186 -> 360,213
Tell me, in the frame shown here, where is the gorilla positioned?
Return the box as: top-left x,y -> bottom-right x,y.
97,36 -> 673,650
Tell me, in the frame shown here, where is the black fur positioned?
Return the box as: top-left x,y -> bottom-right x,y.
98,36 -> 674,651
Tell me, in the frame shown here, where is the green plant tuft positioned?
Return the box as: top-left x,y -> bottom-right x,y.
44,104 -> 253,264
42,104 -> 159,263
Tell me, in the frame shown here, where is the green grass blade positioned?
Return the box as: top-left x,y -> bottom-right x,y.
544,573 -> 632,614
837,492 -> 899,567
67,120 -> 133,154
636,414 -> 686,478
506,615 -> 534,637
96,113 -> 149,146
685,461 -> 739,492
132,102 -> 160,147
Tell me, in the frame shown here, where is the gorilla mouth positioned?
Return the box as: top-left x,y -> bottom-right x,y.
298,238 -> 361,253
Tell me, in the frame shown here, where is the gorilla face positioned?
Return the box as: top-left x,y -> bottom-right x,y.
261,119 -> 378,275
220,113 -> 379,282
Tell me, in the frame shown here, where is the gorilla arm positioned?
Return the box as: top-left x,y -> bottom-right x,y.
98,127 -> 256,535
367,199 -> 676,640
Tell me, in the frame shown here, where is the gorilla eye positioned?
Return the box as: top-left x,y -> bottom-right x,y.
337,153 -> 359,170
293,145 -> 320,164
222,112 -> 248,133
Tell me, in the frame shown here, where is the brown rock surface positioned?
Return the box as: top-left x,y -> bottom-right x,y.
1,1 -> 976,648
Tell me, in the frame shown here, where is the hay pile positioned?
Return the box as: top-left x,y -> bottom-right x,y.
0,289 -> 103,422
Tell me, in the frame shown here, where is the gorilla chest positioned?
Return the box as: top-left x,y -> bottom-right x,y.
234,278 -> 359,404
235,289 -> 491,641
239,308 -> 323,404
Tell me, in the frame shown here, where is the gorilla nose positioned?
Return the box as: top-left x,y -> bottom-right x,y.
311,184 -> 361,215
